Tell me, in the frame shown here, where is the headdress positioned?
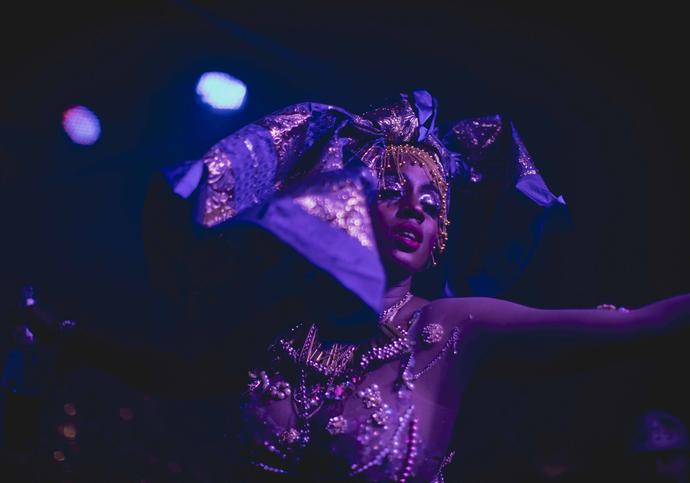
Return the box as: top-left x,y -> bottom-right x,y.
150,90 -> 566,316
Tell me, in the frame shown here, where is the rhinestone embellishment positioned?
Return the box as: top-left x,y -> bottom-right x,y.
421,323 -> 444,344
326,415 -> 349,435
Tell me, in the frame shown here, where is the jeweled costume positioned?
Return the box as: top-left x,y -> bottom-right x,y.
147,91 -> 564,481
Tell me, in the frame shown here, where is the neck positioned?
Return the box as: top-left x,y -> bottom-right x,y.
383,276 -> 412,312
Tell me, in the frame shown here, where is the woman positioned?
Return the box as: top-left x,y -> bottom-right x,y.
15,91 -> 690,481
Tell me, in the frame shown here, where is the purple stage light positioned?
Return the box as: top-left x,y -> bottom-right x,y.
196,72 -> 247,110
62,105 -> 101,145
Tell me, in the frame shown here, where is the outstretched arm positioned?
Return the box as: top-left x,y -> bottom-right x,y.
427,293 -> 690,372
454,292 -> 690,338
17,305 -> 242,399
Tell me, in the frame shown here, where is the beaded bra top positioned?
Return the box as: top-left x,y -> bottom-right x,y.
241,295 -> 462,481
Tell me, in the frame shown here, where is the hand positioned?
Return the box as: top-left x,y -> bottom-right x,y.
23,305 -> 59,340
10,304 -> 76,345
9,285 -> 78,344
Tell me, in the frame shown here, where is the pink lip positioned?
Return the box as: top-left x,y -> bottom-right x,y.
391,223 -> 423,251
392,233 -> 421,251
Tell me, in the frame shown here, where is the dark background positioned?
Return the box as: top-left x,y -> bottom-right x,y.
1,2 -> 689,481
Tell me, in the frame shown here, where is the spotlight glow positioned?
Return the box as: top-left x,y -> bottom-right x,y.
62,106 -> 101,145
196,72 -> 247,110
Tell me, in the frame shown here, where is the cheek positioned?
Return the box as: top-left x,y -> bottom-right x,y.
424,222 -> 439,250
372,202 -> 394,233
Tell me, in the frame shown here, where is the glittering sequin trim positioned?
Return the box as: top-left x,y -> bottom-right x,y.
293,176 -> 375,249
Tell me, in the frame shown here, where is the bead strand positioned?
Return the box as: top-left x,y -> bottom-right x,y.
359,335 -> 411,370
409,327 -> 461,381
399,416 -> 419,482
251,461 -> 289,474
263,440 -> 288,459
350,405 -> 415,476
430,451 -> 456,483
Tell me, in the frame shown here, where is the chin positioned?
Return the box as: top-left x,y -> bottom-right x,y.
385,249 -> 426,276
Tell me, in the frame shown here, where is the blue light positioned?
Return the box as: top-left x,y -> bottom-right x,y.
62,106 -> 101,145
196,72 -> 247,110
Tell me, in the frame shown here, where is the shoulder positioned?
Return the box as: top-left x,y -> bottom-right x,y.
419,296 -> 531,331
424,296 -> 518,317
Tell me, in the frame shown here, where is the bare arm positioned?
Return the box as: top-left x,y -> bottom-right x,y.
424,293 -> 690,374
433,292 -> 690,338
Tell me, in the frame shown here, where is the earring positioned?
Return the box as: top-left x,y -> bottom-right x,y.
431,251 -> 438,267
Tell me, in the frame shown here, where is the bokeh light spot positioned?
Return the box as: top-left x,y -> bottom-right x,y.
62,423 -> 77,440
196,72 -> 247,110
62,105 -> 101,145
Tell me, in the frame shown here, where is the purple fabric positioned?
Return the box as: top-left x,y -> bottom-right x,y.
153,90 -> 567,307
516,174 -> 566,207
236,167 -> 385,314
411,90 -> 437,142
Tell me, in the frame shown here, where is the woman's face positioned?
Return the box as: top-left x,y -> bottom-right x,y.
372,163 -> 441,278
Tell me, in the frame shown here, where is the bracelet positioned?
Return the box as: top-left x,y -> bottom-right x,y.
59,319 -> 78,331
596,303 -> 630,313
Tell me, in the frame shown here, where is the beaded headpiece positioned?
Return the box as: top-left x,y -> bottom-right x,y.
378,144 -> 449,254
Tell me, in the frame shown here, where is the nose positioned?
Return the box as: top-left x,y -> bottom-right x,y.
396,191 -> 425,224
